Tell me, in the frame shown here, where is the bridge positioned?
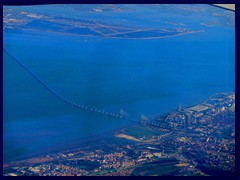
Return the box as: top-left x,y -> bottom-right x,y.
4,48 -> 139,123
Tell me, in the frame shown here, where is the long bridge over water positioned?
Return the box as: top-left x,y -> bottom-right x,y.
4,49 -> 139,123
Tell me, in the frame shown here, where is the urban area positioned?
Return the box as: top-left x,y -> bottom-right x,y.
3,92 -> 235,176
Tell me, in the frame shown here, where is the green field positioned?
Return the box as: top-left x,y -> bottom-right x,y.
123,125 -> 167,139
131,164 -> 180,176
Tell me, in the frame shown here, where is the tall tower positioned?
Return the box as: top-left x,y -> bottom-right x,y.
178,104 -> 182,112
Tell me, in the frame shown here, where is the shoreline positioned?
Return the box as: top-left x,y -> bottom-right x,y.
5,28 -> 204,41
3,122 -> 136,164
4,91 -> 234,165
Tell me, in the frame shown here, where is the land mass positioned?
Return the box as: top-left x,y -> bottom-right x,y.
3,92 -> 235,176
3,9 -> 203,39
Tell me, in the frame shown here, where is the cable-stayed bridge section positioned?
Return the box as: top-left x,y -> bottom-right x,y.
4,49 -> 138,123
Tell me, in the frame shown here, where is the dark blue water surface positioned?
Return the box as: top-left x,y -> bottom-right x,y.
3,4 -> 234,162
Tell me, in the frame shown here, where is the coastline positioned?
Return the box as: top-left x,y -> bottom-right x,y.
4,91 -> 235,164
8,28 -> 204,41
3,122 -> 135,164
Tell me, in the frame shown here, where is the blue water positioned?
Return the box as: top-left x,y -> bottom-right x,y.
3,5 -> 235,162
